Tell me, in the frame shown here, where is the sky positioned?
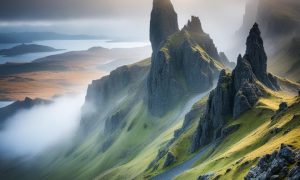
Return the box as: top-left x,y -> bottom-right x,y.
0,0 -> 247,54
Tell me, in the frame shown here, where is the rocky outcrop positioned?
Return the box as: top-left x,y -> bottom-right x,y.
148,15 -> 223,116
191,70 -> 234,151
191,23 -> 279,152
245,23 -> 279,90
271,102 -> 289,121
163,152 -> 176,168
104,110 -> 127,133
184,16 -> 204,34
245,144 -> 300,180
81,60 -> 150,130
150,0 -> 179,53
198,173 -> 214,180
232,55 -> 264,118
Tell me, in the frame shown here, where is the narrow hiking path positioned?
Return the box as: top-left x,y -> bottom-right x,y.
151,145 -> 212,180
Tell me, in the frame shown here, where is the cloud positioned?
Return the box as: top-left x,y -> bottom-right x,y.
0,94 -> 84,158
0,0 -> 247,55
0,0 -> 153,21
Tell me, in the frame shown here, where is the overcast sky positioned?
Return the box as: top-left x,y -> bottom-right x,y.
0,0 -> 247,54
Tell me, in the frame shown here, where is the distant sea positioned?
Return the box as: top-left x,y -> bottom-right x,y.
0,40 -> 149,64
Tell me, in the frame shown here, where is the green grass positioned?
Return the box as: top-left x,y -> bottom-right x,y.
175,91 -> 300,180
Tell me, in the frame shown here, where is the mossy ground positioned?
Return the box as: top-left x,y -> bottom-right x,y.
174,90 -> 300,180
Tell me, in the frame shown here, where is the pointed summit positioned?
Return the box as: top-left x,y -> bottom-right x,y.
244,23 -> 279,90
150,0 -> 179,53
183,16 -> 204,33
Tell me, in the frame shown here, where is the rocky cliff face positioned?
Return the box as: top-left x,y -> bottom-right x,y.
150,0 -> 179,54
81,60 -> 150,130
148,13 -> 224,116
245,23 -> 279,90
191,23 -> 279,152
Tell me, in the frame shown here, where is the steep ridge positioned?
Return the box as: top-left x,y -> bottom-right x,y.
81,59 -> 150,132
191,23 -> 280,152
148,14 -> 225,116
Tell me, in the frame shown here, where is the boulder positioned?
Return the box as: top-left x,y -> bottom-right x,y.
245,144 -> 299,180
279,102 -> 288,112
163,152 -> 176,168
148,18 -> 221,116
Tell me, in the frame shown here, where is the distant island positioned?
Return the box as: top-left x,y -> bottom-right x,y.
0,44 -> 64,56
0,32 -> 101,44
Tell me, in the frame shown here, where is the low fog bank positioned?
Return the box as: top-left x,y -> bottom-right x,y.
0,94 -> 85,159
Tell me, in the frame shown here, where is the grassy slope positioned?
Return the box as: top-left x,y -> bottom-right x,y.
97,96 -> 208,180
174,89 -> 300,180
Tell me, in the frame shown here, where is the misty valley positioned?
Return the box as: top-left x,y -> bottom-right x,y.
0,0 -> 300,180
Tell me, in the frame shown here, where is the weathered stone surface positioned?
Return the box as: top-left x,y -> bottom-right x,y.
272,102 -> 289,121
183,16 -> 204,34
279,102 -> 288,112
163,152 -> 176,168
150,0 -> 179,53
198,173 -> 214,180
191,70 -> 234,152
149,9 -> 226,116
191,23 -> 279,152
245,23 -> 279,90
148,27 -> 221,116
245,144 -> 300,180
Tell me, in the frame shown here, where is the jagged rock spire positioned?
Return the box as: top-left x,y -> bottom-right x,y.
244,23 -> 279,90
245,23 -> 266,80
150,0 -> 179,53
183,16 -> 204,33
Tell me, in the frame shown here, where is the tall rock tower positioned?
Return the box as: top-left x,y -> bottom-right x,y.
244,23 -> 279,90
150,0 -> 179,54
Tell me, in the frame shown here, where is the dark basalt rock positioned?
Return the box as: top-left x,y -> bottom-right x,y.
279,102 -> 288,112
244,23 -> 279,91
183,16 -> 220,61
272,102 -> 289,121
150,0 -> 179,54
163,152 -> 176,168
148,11 -> 224,116
183,16 -> 204,33
191,23 -> 279,152
191,70 -> 234,152
245,144 -> 300,180
198,173 -> 214,180
148,27 -> 221,116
